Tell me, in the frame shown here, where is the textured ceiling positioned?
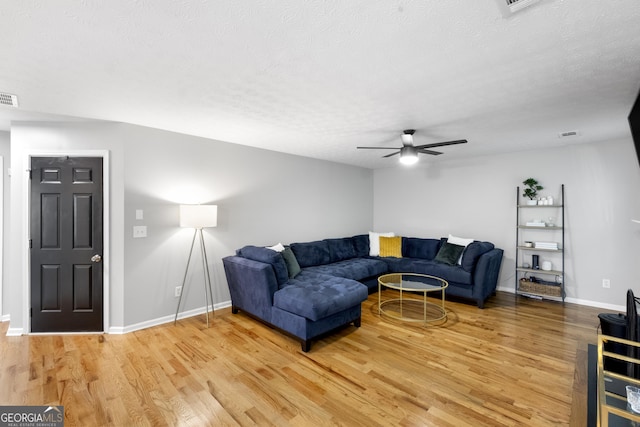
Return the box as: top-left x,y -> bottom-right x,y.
1,0 -> 639,168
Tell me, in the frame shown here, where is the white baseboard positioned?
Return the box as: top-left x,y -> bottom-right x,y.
1,314 -> 23,336
496,286 -> 626,312
108,300 -> 232,334
3,301 -> 232,336
563,297 -> 625,313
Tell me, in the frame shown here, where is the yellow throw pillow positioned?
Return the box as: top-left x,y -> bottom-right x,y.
379,236 -> 402,258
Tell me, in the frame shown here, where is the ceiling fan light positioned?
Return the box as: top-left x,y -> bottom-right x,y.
399,146 -> 419,165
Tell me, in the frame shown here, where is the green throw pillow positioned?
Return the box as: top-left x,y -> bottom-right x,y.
434,242 -> 465,266
282,247 -> 301,279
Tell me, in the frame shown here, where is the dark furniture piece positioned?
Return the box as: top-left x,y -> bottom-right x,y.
223,235 -> 503,351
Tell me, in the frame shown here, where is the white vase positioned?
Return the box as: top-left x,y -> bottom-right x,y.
526,200 -> 537,206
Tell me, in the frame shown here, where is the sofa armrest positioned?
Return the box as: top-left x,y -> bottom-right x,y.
222,256 -> 279,322
471,248 -> 504,307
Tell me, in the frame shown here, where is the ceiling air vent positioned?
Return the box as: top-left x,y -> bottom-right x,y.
497,0 -> 541,16
0,92 -> 19,108
558,130 -> 580,139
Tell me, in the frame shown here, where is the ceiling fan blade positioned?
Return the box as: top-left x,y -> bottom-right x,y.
414,139 -> 468,149
417,149 -> 443,156
357,146 -> 402,150
383,151 -> 401,158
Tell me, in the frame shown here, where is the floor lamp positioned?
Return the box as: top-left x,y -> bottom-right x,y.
174,204 -> 217,327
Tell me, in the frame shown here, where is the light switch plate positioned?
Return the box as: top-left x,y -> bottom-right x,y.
136,209 -> 144,220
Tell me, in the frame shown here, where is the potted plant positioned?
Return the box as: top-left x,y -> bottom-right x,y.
522,178 -> 543,205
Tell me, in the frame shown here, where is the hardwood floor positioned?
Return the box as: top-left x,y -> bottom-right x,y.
0,291 -> 609,426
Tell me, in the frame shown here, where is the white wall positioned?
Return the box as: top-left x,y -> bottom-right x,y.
6,122 -> 373,332
373,137 -> 640,308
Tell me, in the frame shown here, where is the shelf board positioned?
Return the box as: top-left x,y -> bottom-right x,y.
517,204 -> 563,208
517,267 -> 563,275
518,226 -> 562,230
517,246 -> 562,252
517,291 -> 564,302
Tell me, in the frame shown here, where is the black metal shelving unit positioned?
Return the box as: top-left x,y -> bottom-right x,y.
515,184 -> 565,302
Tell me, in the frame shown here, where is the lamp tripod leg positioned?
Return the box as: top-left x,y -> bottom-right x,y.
175,229 -> 198,325
199,229 -> 215,327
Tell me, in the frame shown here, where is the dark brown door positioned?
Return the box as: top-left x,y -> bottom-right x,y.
30,156 -> 104,332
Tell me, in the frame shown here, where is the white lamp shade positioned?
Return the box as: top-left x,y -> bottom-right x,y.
180,205 -> 218,228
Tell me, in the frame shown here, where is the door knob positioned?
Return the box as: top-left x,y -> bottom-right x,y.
91,254 -> 102,263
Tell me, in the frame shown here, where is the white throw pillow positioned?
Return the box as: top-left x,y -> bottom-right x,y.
266,242 -> 285,252
369,231 -> 395,256
448,234 -> 474,265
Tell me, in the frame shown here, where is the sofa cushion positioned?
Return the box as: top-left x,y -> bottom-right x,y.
237,245 -> 289,285
381,257 -> 421,273
351,234 -> 370,257
281,247 -> 301,278
461,241 -> 495,272
274,276 -> 368,321
290,240 -> 331,268
379,236 -> 402,258
325,238 -> 357,262
302,258 -> 389,281
434,242 -> 466,266
402,238 -> 442,260
403,259 -> 473,286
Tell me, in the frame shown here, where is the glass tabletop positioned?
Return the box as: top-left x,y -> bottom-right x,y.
378,273 -> 448,292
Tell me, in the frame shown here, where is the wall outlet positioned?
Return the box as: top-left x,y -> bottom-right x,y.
133,225 -> 147,238
602,279 -> 611,289
175,286 -> 182,297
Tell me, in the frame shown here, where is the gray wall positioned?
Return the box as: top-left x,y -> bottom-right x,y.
121,124 -> 373,326
6,122 -> 373,332
373,137 -> 640,308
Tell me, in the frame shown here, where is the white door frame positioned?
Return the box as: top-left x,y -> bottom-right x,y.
0,156 -> 3,321
23,150 -> 110,333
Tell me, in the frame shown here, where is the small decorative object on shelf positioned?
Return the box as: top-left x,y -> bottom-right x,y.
515,184 -> 565,302
522,178 -> 543,205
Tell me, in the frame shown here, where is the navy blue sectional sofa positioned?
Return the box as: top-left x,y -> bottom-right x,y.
222,235 -> 503,351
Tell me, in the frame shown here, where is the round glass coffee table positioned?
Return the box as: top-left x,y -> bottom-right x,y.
378,273 -> 448,324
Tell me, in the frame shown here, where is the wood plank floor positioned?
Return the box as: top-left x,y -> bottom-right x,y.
0,291 -> 610,426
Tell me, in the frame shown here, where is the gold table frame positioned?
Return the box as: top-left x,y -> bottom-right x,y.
378,273 -> 448,324
597,333 -> 640,426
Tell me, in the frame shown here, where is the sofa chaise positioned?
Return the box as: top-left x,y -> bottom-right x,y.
222,234 -> 503,351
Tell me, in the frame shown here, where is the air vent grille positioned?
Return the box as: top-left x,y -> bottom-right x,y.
0,92 -> 19,107
559,130 -> 580,138
505,0 -> 541,13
